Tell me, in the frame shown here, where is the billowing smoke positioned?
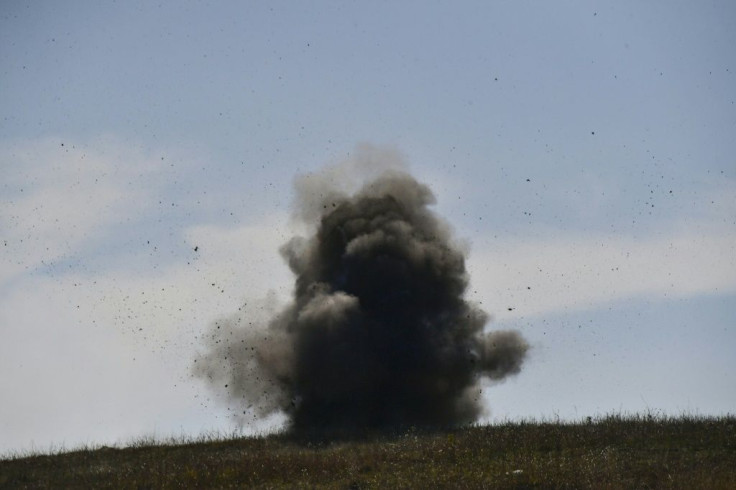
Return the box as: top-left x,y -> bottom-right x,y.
194,147 -> 529,433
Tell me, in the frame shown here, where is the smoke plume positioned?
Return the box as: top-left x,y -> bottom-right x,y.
194,147 -> 529,433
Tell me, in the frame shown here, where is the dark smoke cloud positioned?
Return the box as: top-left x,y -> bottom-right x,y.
194,146 -> 528,433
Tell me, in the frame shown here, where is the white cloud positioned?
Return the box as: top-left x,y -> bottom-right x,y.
468,222 -> 736,321
0,136 -> 164,284
0,211 -> 297,453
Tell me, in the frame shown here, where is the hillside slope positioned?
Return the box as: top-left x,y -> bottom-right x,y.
2,415 -> 734,489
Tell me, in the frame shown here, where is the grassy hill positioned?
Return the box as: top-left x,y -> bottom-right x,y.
1,414 -> 734,489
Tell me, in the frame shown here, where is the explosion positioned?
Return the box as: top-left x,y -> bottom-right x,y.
195,148 -> 528,433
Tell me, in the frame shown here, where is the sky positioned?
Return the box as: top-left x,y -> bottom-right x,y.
1,1 -> 735,454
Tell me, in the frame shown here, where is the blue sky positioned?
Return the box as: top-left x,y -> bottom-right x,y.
1,1 -> 734,453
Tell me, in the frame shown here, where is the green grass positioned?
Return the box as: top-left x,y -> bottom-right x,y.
1,413 -> 734,489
